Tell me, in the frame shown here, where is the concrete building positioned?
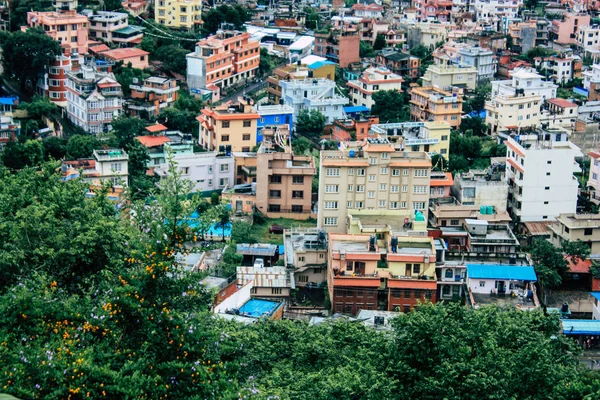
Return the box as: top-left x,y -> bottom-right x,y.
505,136 -> 582,222
375,50 -> 421,80
409,86 -> 463,128
88,11 -> 143,45
237,265 -> 291,299
54,0 -> 77,10
65,62 -> 123,134
62,148 -> 129,188
198,98 -> 260,153
127,76 -> 179,119
466,264 -> 538,309
37,50 -> 80,106
421,64 -> 478,91
485,92 -> 542,134
98,48 -> 149,69
370,121 -> 451,157
457,46 -> 495,83
429,201 -> 512,229
266,60 -> 336,104
578,25 -> 600,54
589,149 -> 600,202
453,169 -> 508,211
508,20 -> 537,53
186,31 -> 260,100
317,138 -> 432,233
415,0 -> 453,23
283,227 -> 328,287
313,31 -> 360,68
582,63 -> 600,91
550,213 -> 600,257
136,131 -> 194,167
255,104 -> 294,143
429,171 -> 453,199
24,10 -> 89,55
550,13 -> 590,46
347,67 -> 403,109
280,78 -> 349,124
540,98 -> 578,129
352,2 -> 383,18
534,56 -> 576,84
330,116 -> 380,142
154,0 -> 201,30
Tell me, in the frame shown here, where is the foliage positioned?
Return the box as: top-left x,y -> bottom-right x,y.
360,41 -> 375,58
66,134 -> 102,160
9,0 -> 53,30
202,5 -> 249,35
157,107 -> 198,134
42,136 -> 67,160
231,221 -> 257,244
19,96 -> 59,120
175,91 -> 204,114
505,34 -> 514,50
2,29 -> 62,89
459,116 -> 488,136
111,116 -> 147,149
468,83 -> 491,112
304,7 -> 321,30
103,0 -> 124,11
210,192 -> 220,205
153,45 -> 189,75
292,137 -> 314,155
258,47 -> 282,77
374,34 -> 386,51
216,206 -> 231,241
529,238 -> 568,312
562,240 -> 591,264
113,64 -> 148,97
519,46 -> 556,62
0,139 -> 44,169
371,90 -> 410,122
295,110 -> 326,141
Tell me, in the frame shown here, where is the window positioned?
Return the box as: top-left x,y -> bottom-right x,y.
413,264 -> 421,274
450,219 -> 459,226
270,175 -> 282,183
545,187 -> 550,190
479,281 -> 485,287
71,36 -> 77,42
403,169 -> 409,176
243,134 -> 251,141
413,185 -> 427,194
379,200 -> 386,208
292,176 -> 304,184
438,187 -> 444,195
292,205 -> 303,212
324,217 -> 338,226
413,202 -> 425,210
220,164 -> 229,172
400,201 -> 407,209
269,190 -> 281,198
221,135 -> 230,142
348,168 -> 354,175
369,157 -> 377,165
357,185 -> 364,192
219,178 -> 228,187
380,167 -> 388,174
392,169 -> 400,176
348,185 -> 354,192
271,288 -> 282,295
380,183 -> 387,190
292,191 -> 304,199
594,173 -> 598,180
222,121 -> 230,128
369,174 -> 376,182
355,201 -> 363,208
110,163 -> 122,171
243,120 -> 251,127
402,185 -> 408,193
357,168 -> 365,176
390,201 -> 398,209
326,168 -> 340,177
445,269 -> 453,279
181,167 -> 190,175
391,185 -> 399,193
348,201 -> 353,208
325,185 -> 339,193
414,169 -> 428,177
546,172 -> 551,176
585,228 -> 594,236
368,191 -> 375,198
325,201 -> 338,209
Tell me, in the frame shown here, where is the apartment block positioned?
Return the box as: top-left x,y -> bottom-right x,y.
347,67 -> 403,109
136,131 -> 194,167
457,46 -> 495,83
421,64 -> 478,91
62,148 -> 129,188
331,115 -> 380,142
88,11 -> 143,45
54,0 -> 77,10
429,171 -> 453,199
37,50 -> 78,106
255,104 -> 294,142
409,86 -> 463,128
370,121 -> 451,157
154,0 -> 202,30
550,13 -> 590,45
589,149 -> 600,202
578,25 -> 600,54
415,0 -> 453,23
197,97 -> 260,152
429,201 -> 512,229
313,31 -> 360,68
266,60 -> 336,104
505,136 -> 582,222
24,10 -> 89,55
186,31 -> 260,98
317,138 -> 432,233
66,62 -> 123,134
453,169 -> 508,211
540,98 -> 578,128
283,228 -> 328,287
534,56 -> 575,84
549,213 -> 600,256
485,92 -> 542,134
127,76 -> 179,119
280,78 -> 349,124
508,21 -> 537,53
375,50 -> 421,80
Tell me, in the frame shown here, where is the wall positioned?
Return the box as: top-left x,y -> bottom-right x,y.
214,281 -> 252,314
332,286 -> 378,315
388,288 -> 436,311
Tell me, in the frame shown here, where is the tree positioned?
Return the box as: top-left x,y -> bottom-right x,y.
113,64 -> 147,97
211,192 -> 220,205
373,34 -> 386,51
9,0 -> 53,30
469,83 -> 491,112
111,116 -> 147,148
360,41 -> 375,58
127,140 -> 154,200
292,137 -> 314,155
2,29 -> 61,89
304,7 -> 321,30
103,0 -> 124,11
231,221 -> 257,243
157,107 -> 198,133
372,90 -> 410,122
216,206 -> 231,241
42,136 -> 67,160
410,44 -> 431,59
530,238 -> 568,313
295,110 -> 326,141
174,91 -> 204,114
153,45 -> 189,75
562,240 -> 591,265
460,116 -> 488,136
19,95 -> 59,120
505,34 -> 515,50
66,134 -> 101,160
1,139 -> 44,169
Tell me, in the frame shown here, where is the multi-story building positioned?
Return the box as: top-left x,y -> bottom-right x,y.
88,11 -> 143,45
0,113 -> 21,149
283,227 -> 328,287
127,76 -> 179,119
540,98 -> 578,128
62,148 -> 129,188
347,67 -> 403,109
534,56 -> 576,84
330,115 -> 380,141
24,10 -> 89,55
421,64 -> 478,91
583,63 -> 600,92
429,171 -> 453,199
266,60 -> 336,104
65,62 -> 123,134
154,0 -> 202,30
505,136 -> 582,222
453,169 -> 508,211
352,2 -> 383,18
429,201 -> 512,229
317,138 -> 432,233
255,104 -> 294,142
550,13 -> 590,45
578,25 -> 600,54
313,31 -> 360,68
197,97 -> 260,152
186,30 -> 260,99
376,50 -> 421,80
370,121 -> 451,157
549,213 -> 600,256
280,78 -> 349,124
415,0 -> 453,23
409,86 -> 463,128
589,149 -> 600,202
405,23 -> 448,48
53,0 -> 77,10
98,48 -> 150,69
122,0 -> 149,17
471,0 -> 521,27
485,92 -> 542,134
37,49 -> 79,106
136,131 -> 194,167
457,46 -> 495,83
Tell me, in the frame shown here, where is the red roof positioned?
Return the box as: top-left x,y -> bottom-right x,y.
100,48 -> 149,60
333,277 -> 381,287
136,135 -> 170,147
145,123 -> 168,133
430,172 -> 454,187
589,150 -> 600,159
548,98 -> 577,108
89,44 -> 110,53
566,256 -> 592,274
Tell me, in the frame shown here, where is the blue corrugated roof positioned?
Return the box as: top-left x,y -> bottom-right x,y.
344,106 -> 370,114
466,264 -> 537,281
307,60 -> 336,70
591,292 -> 600,302
562,319 -> 600,335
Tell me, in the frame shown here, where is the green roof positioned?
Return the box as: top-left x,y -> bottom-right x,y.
114,25 -> 145,35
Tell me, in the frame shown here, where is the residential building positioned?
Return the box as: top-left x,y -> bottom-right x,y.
98,48 -> 149,69
237,265 -> 291,299
283,227 -> 328,287
186,30 -> 260,99
429,171 -> 453,199
136,131 -> 194,166
266,60 -> 336,104
317,138 -> 432,233
375,50 -> 421,80
330,115 -> 380,141
233,152 -> 257,185
463,32 -> 506,52
409,86 -> 463,128
578,24 -> 600,54
313,31 -> 360,68
280,78 -> 349,124
463,219 -> 519,254
37,50 -> 79,106
127,76 -> 179,119
421,64 -> 478,91
88,11 -> 144,45
122,0 -> 149,17
154,151 -> 234,193
352,3 -> 383,18
255,104 -> 294,143
347,67 -> 403,109
505,136 -> 582,222
54,0 -> 77,10
466,264 -> 539,309
496,56 -> 531,80
471,0 -> 522,26
62,148 -> 129,188
508,20 -> 537,53
592,292 -> 600,320
197,97 -> 260,152
485,92 -> 542,134
154,0 -> 202,30
549,213 -> 600,257
405,23 -> 448,47
65,62 -> 123,134
0,113 -> 21,149
534,56 -> 576,84
550,13 -> 590,45
457,46 -> 496,83
24,10 -> 89,55
453,168 -> 508,211
415,0 -> 453,23
589,149 -> 600,202
436,260 -> 466,302
540,98 -> 578,128
370,121 -> 451,156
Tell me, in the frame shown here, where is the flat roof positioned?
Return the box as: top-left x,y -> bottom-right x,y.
289,36 -> 314,51
562,319 -> 600,335
237,243 -> 278,256
467,264 -> 537,281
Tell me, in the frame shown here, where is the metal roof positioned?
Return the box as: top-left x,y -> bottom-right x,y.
237,243 -> 278,256
466,264 -> 537,281
344,105 -> 370,114
562,319 -> 600,335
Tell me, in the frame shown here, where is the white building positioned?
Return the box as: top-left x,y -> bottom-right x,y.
578,25 -> 600,54
491,67 -> 558,100
472,0 -> 521,26
582,63 -> 600,90
87,11 -> 144,45
457,46 -> 496,83
588,149 -> 600,202
62,148 -> 129,188
352,3 -> 384,18
540,98 -> 578,129
66,63 -> 123,134
54,0 -> 77,10
485,93 -> 542,134
534,56 -> 575,84
153,151 -> 235,193
346,67 -> 403,109
280,78 -> 349,124
505,136 -> 582,222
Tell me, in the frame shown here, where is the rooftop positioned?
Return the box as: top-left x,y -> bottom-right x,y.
99,47 -> 149,59
284,228 -> 327,266
237,243 -> 279,256
467,264 -> 537,281
562,319 -> 600,335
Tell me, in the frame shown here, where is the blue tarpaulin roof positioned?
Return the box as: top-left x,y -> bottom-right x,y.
344,106 -> 370,114
0,96 -> 18,106
466,264 -> 537,281
278,245 -> 285,255
466,110 -> 486,118
591,292 -> 600,302
307,60 -> 336,70
562,320 -> 600,335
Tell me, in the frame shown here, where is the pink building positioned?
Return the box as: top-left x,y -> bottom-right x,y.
430,171 -> 453,199
97,48 -> 149,69
314,32 -> 360,68
24,10 -> 90,55
551,13 -> 590,45
415,0 -> 453,22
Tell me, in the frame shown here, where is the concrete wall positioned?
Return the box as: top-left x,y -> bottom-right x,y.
214,281 -> 252,314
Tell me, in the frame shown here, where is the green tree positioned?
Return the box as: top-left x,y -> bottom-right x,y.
103,0 -> 124,11
9,0 -> 53,30
371,90 -> 410,122
111,116 -> 147,148
157,107 -> 198,133
530,238 -> 568,313
304,7 -> 321,30
211,192 -> 220,205
19,95 -> 59,120
2,29 -> 61,89
469,83 -> 492,112
505,34 -> 515,50
1,139 -> 44,169
459,116 -> 488,136
292,136 -> 314,155
42,136 -> 67,160
373,34 -> 386,51
153,45 -> 189,75
66,134 -> 101,160
562,239 -> 591,264
216,206 -> 231,241
410,44 -> 431,59
175,91 -> 204,113
295,109 -> 326,141
231,221 -> 257,243
360,41 -> 375,58
113,64 -> 147,97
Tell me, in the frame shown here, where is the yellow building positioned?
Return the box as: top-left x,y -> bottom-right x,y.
485,93 -> 542,135
266,60 -> 336,104
154,0 -> 201,29
409,86 -> 463,128
421,64 -> 478,91
370,121 -> 451,157
197,97 -> 260,152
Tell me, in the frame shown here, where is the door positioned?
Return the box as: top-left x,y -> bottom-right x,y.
236,200 -> 243,213
497,280 -> 505,294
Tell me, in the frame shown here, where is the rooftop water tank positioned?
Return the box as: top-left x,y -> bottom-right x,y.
349,149 -> 355,157
415,211 -> 425,222
480,205 -> 487,214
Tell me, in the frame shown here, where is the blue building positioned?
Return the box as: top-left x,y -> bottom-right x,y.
254,104 -> 294,143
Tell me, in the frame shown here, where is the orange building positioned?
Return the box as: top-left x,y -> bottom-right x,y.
24,10 -> 89,55
330,116 -> 379,141
127,76 -> 180,119
98,48 -> 149,69
409,86 -> 463,128
314,31 -> 360,68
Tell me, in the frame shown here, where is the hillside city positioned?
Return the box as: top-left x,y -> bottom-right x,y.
7,0 -> 600,398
